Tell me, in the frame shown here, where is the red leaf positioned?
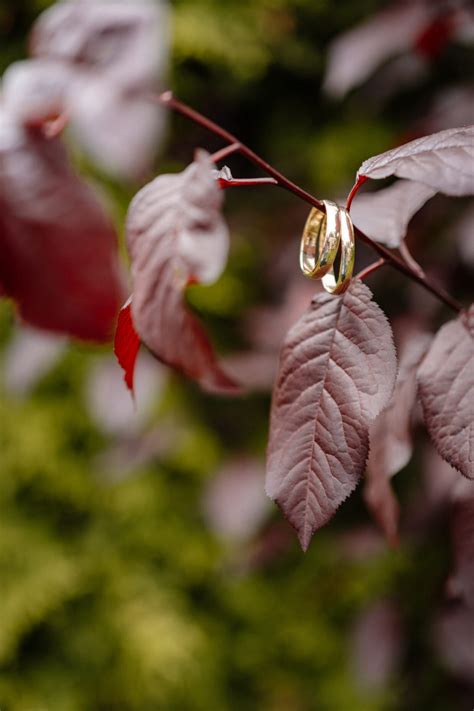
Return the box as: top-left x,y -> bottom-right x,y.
414,13 -> 455,59
266,280 -> 397,550
126,150 -> 238,394
418,306 -> 474,478
114,300 -> 141,394
0,114 -> 123,341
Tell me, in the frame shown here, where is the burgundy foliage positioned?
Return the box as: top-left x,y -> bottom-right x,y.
418,306 -> 474,478
357,125 -> 474,195
266,280 -> 397,550
0,111 -> 123,341
450,478 -> 474,607
364,325 -> 432,543
124,150 -> 238,394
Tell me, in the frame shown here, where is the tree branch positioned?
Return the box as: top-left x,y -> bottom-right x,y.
153,91 -> 463,314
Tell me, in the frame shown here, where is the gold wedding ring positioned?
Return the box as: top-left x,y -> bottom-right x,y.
300,200 -> 355,295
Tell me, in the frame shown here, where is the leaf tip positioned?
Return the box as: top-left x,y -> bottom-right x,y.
114,299 -> 140,397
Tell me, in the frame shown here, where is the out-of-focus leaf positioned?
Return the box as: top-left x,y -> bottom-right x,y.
31,0 -> 169,87
363,476 -> 400,549
434,604 -> 474,682
358,125 -> 474,195
421,86 -> 474,134
0,110 -> 123,341
450,477 -> 474,607
367,325 -> 432,479
125,150 -> 238,394
351,599 -> 403,689
418,306 -> 474,478
351,180 -> 436,248
453,204 -> 474,268
85,353 -> 164,437
245,279 -> 319,353
2,59 -> 71,127
202,458 -> 269,542
25,0 -> 170,179
266,280 -> 397,550
323,3 -> 430,98
221,351 -> 278,392
2,325 -> 66,397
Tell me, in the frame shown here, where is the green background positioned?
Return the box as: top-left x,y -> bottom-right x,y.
0,1 -> 473,709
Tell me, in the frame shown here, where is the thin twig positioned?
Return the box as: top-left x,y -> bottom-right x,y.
219,177 -> 279,188
152,91 -> 463,314
158,91 -> 324,209
356,259 -> 386,281
210,142 -> 241,163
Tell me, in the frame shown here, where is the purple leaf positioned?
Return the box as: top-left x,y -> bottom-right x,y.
126,150 -> 238,394
85,353 -> 164,437
358,125 -> 474,196
202,458 -> 269,542
2,59 -> 71,128
351,179 -> 436,248
450,478 -> 474,607
434,604 -> 474,682
351,600 -> 403,689
27,0 -> 170,179
266,280 -> 397,550
0,110 -> 123,341
368,326 -> 432,479
31,0 -> 169,86
363,476 -> 400,549
417,306 -> 474,478
323,3 -> 430,98
221,351 -> 278,392
3,325 -> 66,397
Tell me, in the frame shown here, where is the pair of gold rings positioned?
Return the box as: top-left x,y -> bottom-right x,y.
299,200 -> 355,294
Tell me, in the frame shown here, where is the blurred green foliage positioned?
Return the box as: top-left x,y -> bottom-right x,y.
0,1 -> 472,709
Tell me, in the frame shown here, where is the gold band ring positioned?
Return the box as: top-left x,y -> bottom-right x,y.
299,201 -> 355,295
299,200 -> 340,279
322,207 -> 355,295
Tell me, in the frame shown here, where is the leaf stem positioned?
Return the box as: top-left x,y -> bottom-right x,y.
356,259 -> 386,281
399,242 -> 425,278
154,92 -> 463,314
210,142 -> 241,163
219,177 -> 279,188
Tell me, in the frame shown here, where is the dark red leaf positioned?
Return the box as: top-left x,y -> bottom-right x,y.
0,114 -> 123,341
266,280 -> 397,550
114,300 -> 141,394
418,306 -> 474,478
414,13 -> 455,59
126,150 -> 238,394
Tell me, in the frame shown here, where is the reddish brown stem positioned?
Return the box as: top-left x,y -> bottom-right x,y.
158,91 -> 323,210
346,175 -> 368,211
210,142 -> 241,163
154,91 -> 463,314
356,259 -> 386,281
220,177 -> 279,188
